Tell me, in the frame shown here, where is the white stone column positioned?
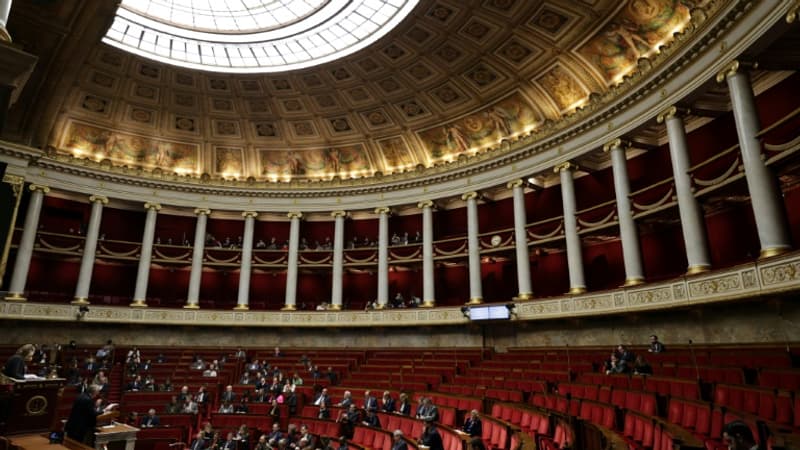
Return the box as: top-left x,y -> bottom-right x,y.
462,192 -> 483,304
131,202 -> 160,307
657,106 -> 712,274
330,211 -> 346,310
508,180 -> 533,299
0,0 -> 12,42
418,200 -> 436,307
185,208 -> 210,309
283,212 -> 302,310
555,163 -> 586,294
0,175 -> 24,291
72,195 -> 108,305
718,61 -> 792,258
235,211 -> 257,310
375,207 -> 390,308
5,184 -> 48,301
604,139 -> 645,286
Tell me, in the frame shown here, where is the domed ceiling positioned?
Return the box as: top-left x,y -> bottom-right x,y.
45,0 -> 716,186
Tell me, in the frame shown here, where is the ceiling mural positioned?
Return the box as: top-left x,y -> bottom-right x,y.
44,0 -> 724,184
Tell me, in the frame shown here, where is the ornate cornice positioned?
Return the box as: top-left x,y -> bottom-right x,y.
3,250 -> 798,328
0,0 -> 782,210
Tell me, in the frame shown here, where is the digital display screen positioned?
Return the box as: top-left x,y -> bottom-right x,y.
467,305 -> 510,321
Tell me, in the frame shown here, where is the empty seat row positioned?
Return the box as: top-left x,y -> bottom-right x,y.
713,384 -> 794,426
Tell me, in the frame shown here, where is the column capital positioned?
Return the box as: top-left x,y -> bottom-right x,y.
29,184 -> 50,194
331,210 -> 347,218
656,105 -> 690,123
417,200 -> 434,209
194,208 -> 211,216
461,191 -> 478,201
144,202 -> 162,211
789,2 -> 800,23
287,211 -> 303,219
374,206 -> 391,215
602,138 -> 631,153
715,60 -> 758,83
506,179 -> 524,189
89,194 -> 109,205
2,174 -> 24,187
242,211 -> 258,219
553,162 -> 578,174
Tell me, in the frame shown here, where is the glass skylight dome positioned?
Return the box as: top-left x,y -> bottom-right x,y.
102,0 -> 418,73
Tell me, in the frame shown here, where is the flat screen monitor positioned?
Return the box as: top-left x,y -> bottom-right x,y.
467,304 -> 510,321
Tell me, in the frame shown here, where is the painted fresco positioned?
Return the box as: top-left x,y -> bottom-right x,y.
376,136 -> 417,171
259,144 -> 370,177
215,147 -> 244,175
578,0 -> 690,82
63,121 -> 198,171
417,91 -> 537,160
537,66 -> 588,112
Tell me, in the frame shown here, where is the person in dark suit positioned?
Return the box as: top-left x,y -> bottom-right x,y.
189,431 -> 207,450
363,390 -> 378,412
141,409 -> 160,427
220,432 -> 237,450
362,410 -> 381,428
463,410 -> 482,437
3,344 -> 35,379
65,385 -> 111,444
420,420 -> 444,450
381,391 -> 396,413
391,430 -> 408,450
397,393 -> 411,416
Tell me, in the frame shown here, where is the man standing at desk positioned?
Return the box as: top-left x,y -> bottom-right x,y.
2,344 -> 35,379
65,385 -> 116,444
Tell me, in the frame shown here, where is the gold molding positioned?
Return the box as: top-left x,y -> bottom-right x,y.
29,184 -> 50,194
655,105 -> 689,123
417,200 -> 434,209
421,300 -> 436,308
71,297 -> 90,305
183,303 -> 200,309
144,202 -> 162,211
89,194 -> 108,205
759,246 -> 790,260
461,192 -> 478,201
287,211 -> 303,219
686,264 -> 711,275
788,1 -> 800,23
2,174 -> 24,187
281,304 -> 297,311
4,292 -> 26,302
233,304 -> 250,310
331,210 -> 347,218
553,162 -> 578,174
328,304 -> 342,310
194,208 -> 211,216
374,207 -> 391,215
514,292 -> 534,301
130,299 -> 148,308
567,286 -> 587,295
506,179 -> 524,189
0,26 -> 11,43
466,297 -> 483,305
623,277 -> 645,287
242,211 -> 258,219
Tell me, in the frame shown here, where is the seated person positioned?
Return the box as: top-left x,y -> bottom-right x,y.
219,401 -> 235,414
463,410 -> 482,437
141,409 -> 160,427
605,355 -> 629,375
648,335 -> 665,353
633,355 -> 653,375
362,410 -> 381,428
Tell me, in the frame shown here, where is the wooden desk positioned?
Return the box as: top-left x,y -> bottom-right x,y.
95,423 -> 139,450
